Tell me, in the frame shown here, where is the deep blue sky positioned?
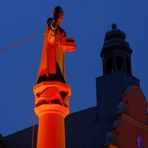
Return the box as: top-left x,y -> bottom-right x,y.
0,0 -> 148,136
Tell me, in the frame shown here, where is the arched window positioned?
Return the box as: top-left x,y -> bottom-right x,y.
126,58 -> 131,74
106,58 -> 113,74
116,56 -> 124,71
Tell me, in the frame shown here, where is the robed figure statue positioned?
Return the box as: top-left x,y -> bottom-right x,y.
37,6 -> 75,84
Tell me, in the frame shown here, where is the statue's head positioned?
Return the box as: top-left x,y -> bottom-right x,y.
52,6 -> 64,23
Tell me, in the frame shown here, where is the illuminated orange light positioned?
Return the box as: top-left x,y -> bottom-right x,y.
109,144 -> 118,148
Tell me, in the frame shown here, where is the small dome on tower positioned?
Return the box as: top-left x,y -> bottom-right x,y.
100,24 -> 133,75
105,23 -> 126,40
100,23 -> 132,57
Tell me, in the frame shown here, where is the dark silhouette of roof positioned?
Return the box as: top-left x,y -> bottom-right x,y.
4,106 -> 117,148
101,24 -> 132,57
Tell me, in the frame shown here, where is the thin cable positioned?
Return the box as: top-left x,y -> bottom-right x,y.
31,111 -> 36,148
0,32 -> 44,52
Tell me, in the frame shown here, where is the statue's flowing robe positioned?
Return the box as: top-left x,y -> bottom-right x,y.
37,19 -> 66,84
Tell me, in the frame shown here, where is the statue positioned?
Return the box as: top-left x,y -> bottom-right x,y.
37,6 -> 75,84
33,7 -> 75,148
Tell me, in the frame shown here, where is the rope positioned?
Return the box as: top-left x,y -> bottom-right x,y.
0,32 -> 44,52
31,111 -> 36,148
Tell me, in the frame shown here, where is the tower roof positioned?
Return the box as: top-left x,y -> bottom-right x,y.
100,24 -> 132,57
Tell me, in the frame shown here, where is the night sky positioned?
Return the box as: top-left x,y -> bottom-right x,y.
0,0 -> 148,136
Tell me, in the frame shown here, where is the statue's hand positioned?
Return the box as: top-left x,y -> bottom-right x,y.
51,19 -> 58,30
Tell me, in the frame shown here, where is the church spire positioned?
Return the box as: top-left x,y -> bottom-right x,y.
100,24 -> 132,75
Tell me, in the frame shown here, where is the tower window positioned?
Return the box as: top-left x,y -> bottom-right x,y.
116,56 -> 124,71
106,58 -> 113,74
126,58 -> 131,74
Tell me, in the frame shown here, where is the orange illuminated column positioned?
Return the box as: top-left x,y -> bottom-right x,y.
33,34 -> 75,148
34,6 -> 76,148
33,81 -> 71,148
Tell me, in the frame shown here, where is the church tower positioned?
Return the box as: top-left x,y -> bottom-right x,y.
96,23 -> 139,121
101,24 -> 132,75
96,24 -> 148,148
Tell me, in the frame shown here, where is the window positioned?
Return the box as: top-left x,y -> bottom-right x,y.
106,58 -> 113,74
116,56 -> 124,71
126,58 -> 131,74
